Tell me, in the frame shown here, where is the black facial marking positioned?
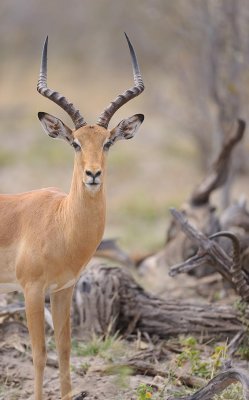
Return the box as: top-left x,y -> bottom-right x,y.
71,141 -> 81,151
103,141 -> 113,151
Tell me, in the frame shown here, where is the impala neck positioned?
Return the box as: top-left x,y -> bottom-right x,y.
64,159 -> 106,241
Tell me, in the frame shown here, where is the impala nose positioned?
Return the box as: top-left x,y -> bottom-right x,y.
85,170 -> 102,179
85,170 -> 102,186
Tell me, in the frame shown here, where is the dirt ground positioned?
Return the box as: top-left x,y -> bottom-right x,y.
0,319 -> 177,400
0,268 -> 247,400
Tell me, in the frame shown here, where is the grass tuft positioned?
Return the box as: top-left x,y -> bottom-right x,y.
71,333 -> 123,361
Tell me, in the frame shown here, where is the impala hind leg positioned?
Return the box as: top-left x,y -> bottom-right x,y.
50,285 -> 74,400
24,283 -> 46,400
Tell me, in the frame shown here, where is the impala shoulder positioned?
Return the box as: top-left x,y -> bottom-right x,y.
40,187 -> 67,197
22,187 -> 67,201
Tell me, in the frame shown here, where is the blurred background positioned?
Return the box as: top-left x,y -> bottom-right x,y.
1,0 -> 249,253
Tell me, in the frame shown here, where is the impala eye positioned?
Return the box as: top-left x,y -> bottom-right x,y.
103,141 -> 113,151
71,140 -> 81,151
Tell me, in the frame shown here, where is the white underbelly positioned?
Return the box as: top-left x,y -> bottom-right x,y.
49,278 -> 76,293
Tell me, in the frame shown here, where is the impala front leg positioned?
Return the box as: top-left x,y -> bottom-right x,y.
50,285 -> 74,400
24,283 -> 46,400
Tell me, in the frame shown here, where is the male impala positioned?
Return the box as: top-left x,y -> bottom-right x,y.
1,34 -> 144,399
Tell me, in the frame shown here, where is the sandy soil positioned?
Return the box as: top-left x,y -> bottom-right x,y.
0,320 -> 168,400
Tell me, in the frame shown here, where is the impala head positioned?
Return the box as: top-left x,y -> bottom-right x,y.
37,34 -> 144,192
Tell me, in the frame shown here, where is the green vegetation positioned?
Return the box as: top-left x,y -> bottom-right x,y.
234,300 -> 249,328
163,336 -> 243,400
105,364 -> 134,389
213,383 -> 243,400
136,383 -> 154,399
48,333 -> 244,400
71,333 -> 124,361
176,336 -> 228,380
234,300 -> 249,360
237,340 -> 249,360
78,362 -> 91,375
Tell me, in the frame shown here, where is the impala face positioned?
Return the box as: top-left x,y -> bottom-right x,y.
73,125 -> 110,192
38,113 -> 144,193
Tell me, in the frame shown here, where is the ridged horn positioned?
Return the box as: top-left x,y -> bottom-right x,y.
37,36 -> 86,129
96,33 -> 144,129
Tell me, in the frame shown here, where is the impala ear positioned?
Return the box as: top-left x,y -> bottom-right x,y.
109,114 -> 144,144
38,112 -> 74,144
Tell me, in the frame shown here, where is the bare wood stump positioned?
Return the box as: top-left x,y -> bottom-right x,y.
75,264 -> 244,339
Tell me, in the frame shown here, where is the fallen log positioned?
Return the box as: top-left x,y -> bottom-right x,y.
0,303 -> 54,330
0,303 -> 25,316
74,264 -> 245,339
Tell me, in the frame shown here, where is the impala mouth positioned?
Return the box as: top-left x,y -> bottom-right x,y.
84,182 -> 101,191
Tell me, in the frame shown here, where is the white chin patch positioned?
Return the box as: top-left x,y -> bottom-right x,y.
85,183 -> 101,192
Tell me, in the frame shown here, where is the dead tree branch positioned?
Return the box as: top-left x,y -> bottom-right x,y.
75,264 -> 244,339
169,208 -> 249,302
190,119 -> 245,206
